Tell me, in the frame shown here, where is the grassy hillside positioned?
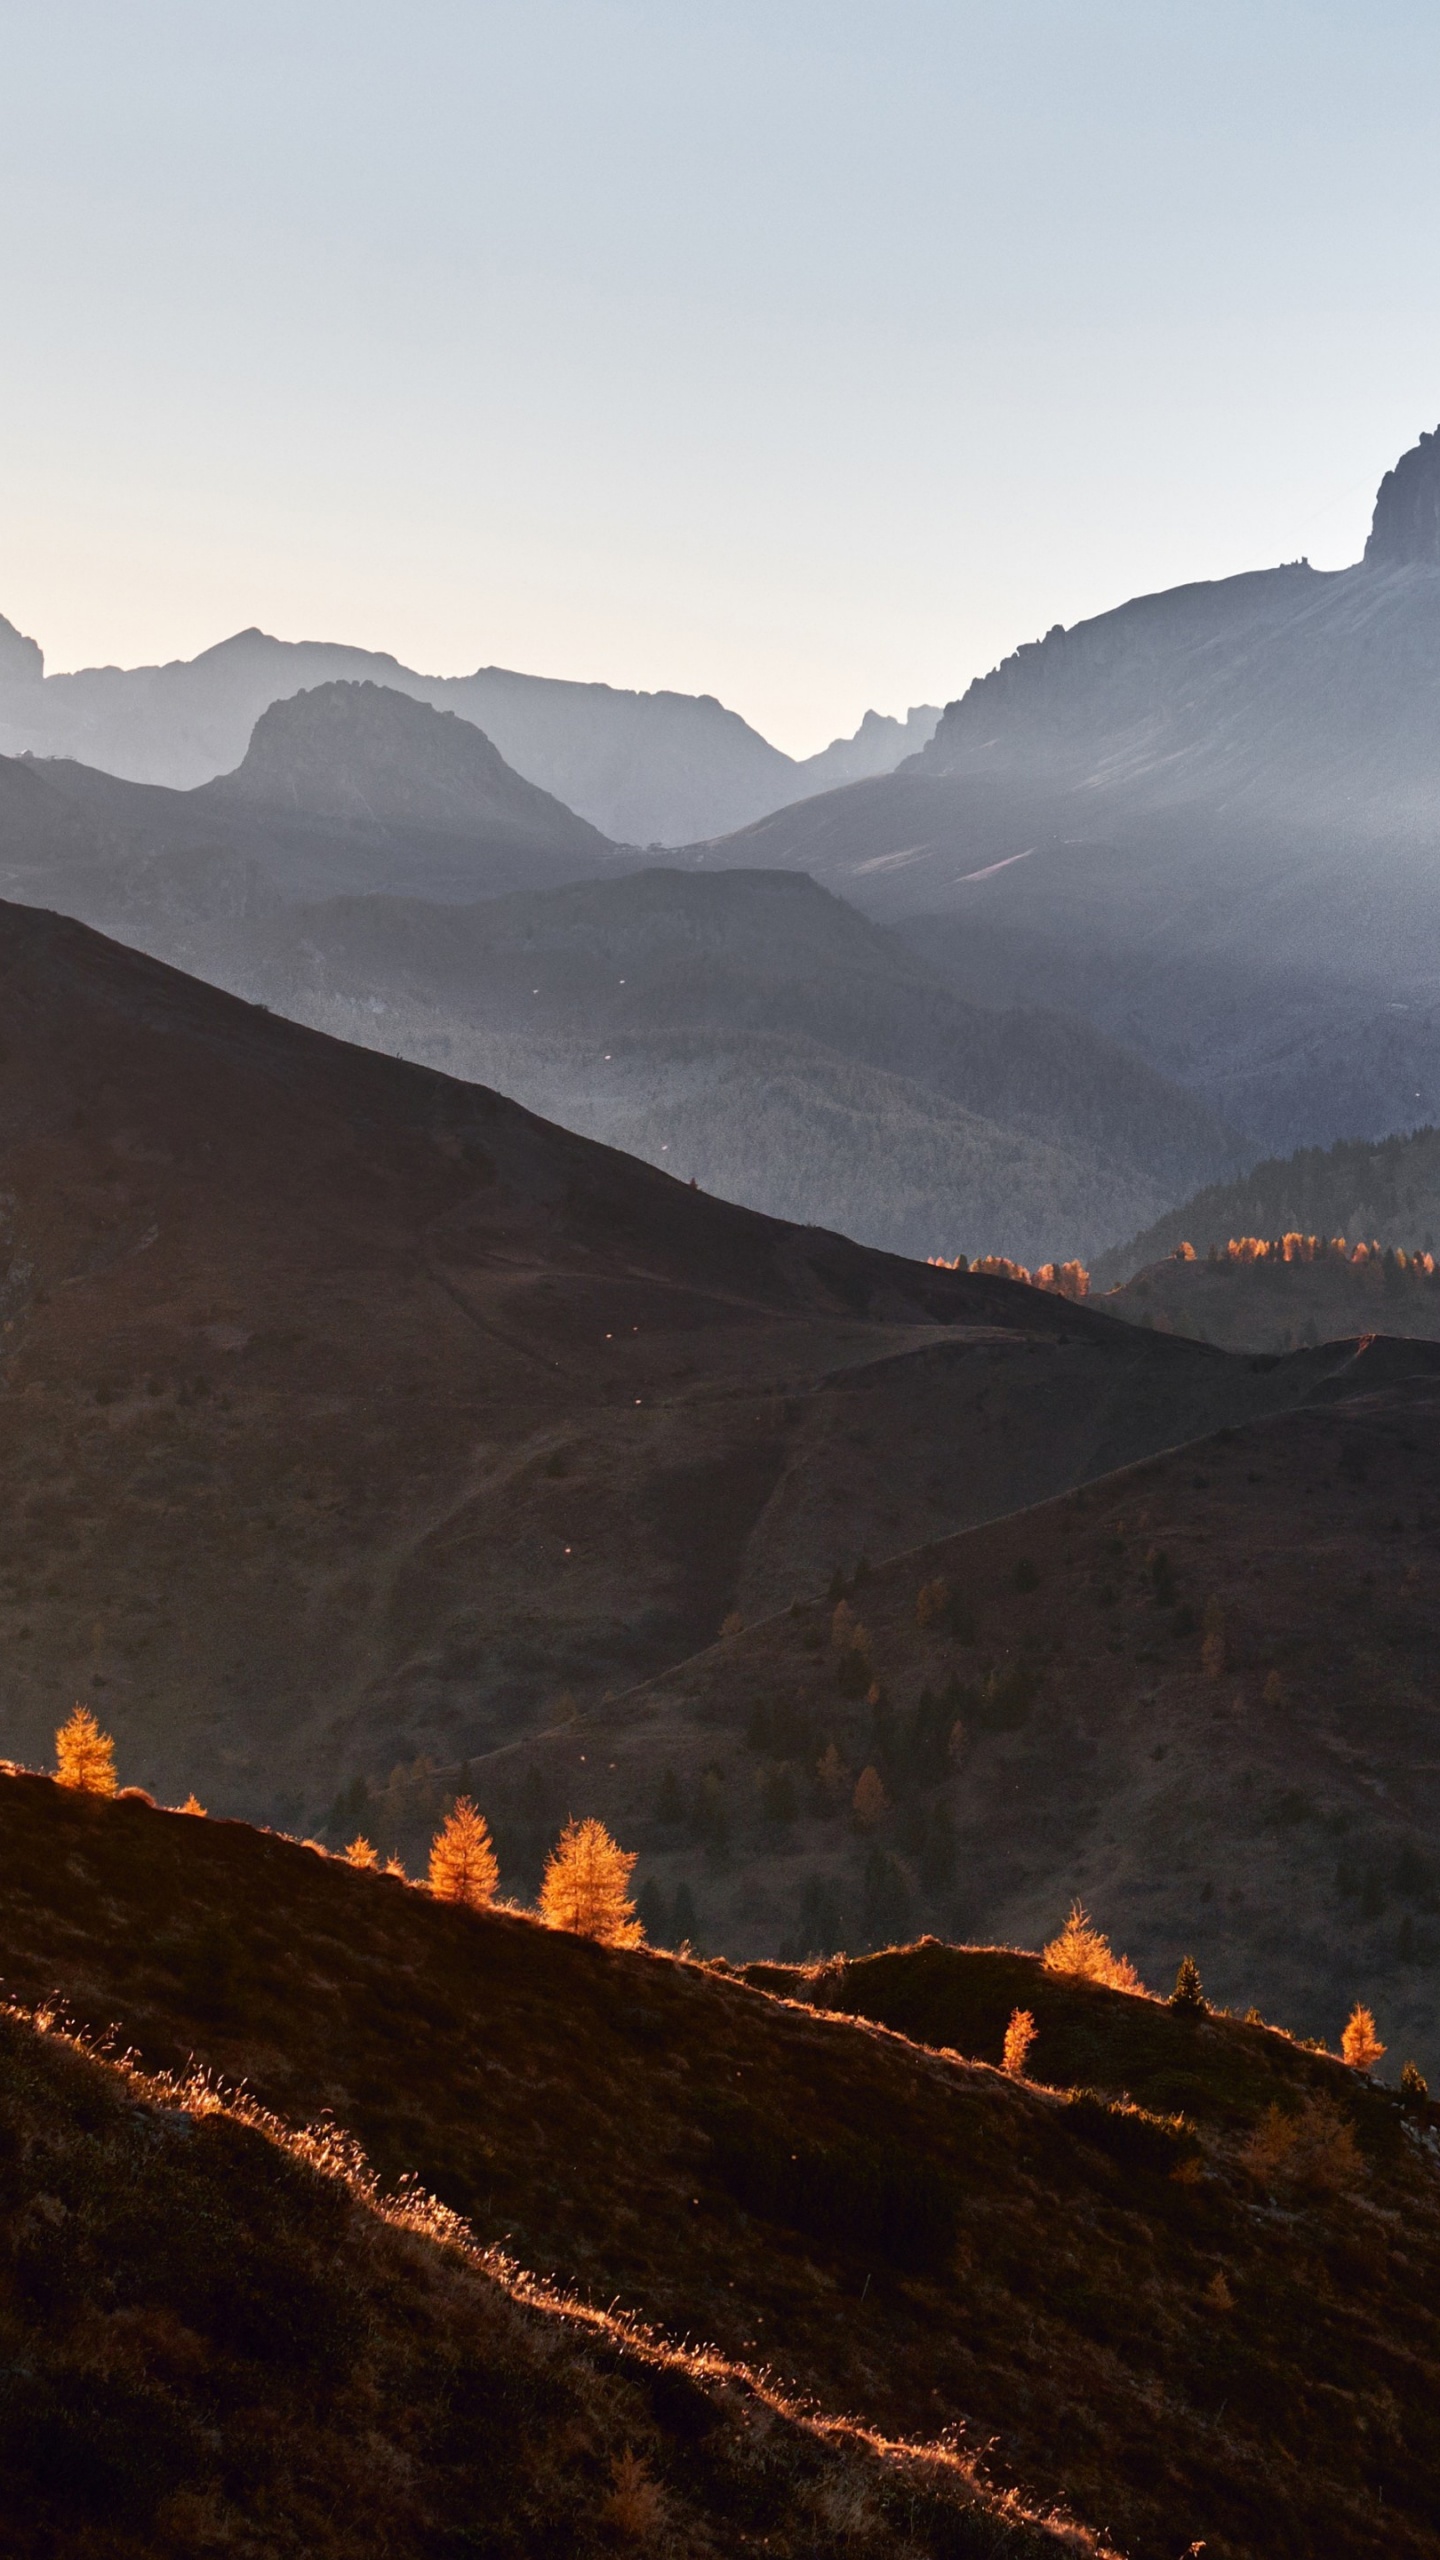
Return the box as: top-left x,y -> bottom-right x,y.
470,1338 -> 1440,2073
3,1770 -> 1440,2557
0,895 -> 1335,1831
0,2001 -> 1073,2559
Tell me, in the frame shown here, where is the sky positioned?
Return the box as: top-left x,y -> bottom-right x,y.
4,1 -> 1440,753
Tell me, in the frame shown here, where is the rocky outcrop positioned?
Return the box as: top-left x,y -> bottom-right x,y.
1363,423 -> 1440,567
0,615 -> 42,684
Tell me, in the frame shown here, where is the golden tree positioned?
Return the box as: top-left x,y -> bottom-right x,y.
1002,2007 -> 1037,2076
1341,2002 -> 1385,2072
539,1817 -> 643,1945
427,1797 -> 499,1909
1042,1901 -> 1141,1992
345,1835 -> 379,1868
851,1765 -> 887,1826
55,1705 -> 116,1795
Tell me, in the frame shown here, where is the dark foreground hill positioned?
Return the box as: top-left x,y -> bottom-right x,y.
479,1338 -> 1440,2074
3,1770 -> 1439,2559
0,1995 -> 1075,2560
0,893 -> 1324,1830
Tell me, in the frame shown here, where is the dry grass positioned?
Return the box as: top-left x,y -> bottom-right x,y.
0,1995 -> 1101,2559
4,1774 -> 1440,2557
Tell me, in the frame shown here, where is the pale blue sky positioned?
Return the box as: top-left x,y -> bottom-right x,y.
4,1 -> 1440,750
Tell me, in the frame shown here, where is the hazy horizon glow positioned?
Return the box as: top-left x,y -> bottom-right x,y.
5,2 -> 1440,753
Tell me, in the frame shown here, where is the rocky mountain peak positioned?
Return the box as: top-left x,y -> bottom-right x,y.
1363,424 -> 1440,568
0,615 -> 43,685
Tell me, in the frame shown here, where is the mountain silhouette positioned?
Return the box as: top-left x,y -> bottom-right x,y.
701,425 -> 1440,1154
0,613 -> 939,843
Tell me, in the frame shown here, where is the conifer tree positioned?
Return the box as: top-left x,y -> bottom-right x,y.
1002,2007 -> 1037,2076
1341,2001 -> 1385,2071
55,1705 -> 116,1795
1170,1954 -> 1207,2013
539,1817 -> 643,1944
427,1797 -> 499,1909
346,1835 -> 379,1868
852,1764 -> 887,1825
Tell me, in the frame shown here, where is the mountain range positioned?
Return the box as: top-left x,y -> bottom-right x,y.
0,610 -> 938,843
0,685 -> 1239,1263
702,426 -> 1440,1156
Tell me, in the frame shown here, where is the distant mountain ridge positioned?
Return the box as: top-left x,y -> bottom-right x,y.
700,425 -> 1440,1157
209,863 -> 1243,1264
0,611 -> 939,843
0,685 -> 1239,1263
0,680 -> 617,915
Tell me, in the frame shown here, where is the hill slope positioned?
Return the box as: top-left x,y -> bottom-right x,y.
0,892 -> 1325,1830
474,1339 -> 1440,2074
204,866 -> 1242,1266
0,1983 -> 1073,2560
3,1769 -> 1439,2559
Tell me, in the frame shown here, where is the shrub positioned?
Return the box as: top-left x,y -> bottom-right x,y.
180,1794 -> 206,1817
973,1659 -> 1035,1732
1401,2059 -> 1430,2108
851,1765 -> 887,1825
1001,2008 -> 1036,2077
428,1798 -> 499,1910
1341,2002 -> 1385,2072
915,1577 -> 950,1629
1042,1902 -> 1142,1992
1244,2095 -> 1363,2193
55,1706 -> 116,1796
1063,2091 -> 1198,2176
539,1817 -> 643,1945
1170,1955 -> 1208,2014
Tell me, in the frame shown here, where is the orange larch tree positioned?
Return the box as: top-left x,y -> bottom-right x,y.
55,1706 -> 117,1795
538,1817 -> 643,1945
427,1797 -> 499,1909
